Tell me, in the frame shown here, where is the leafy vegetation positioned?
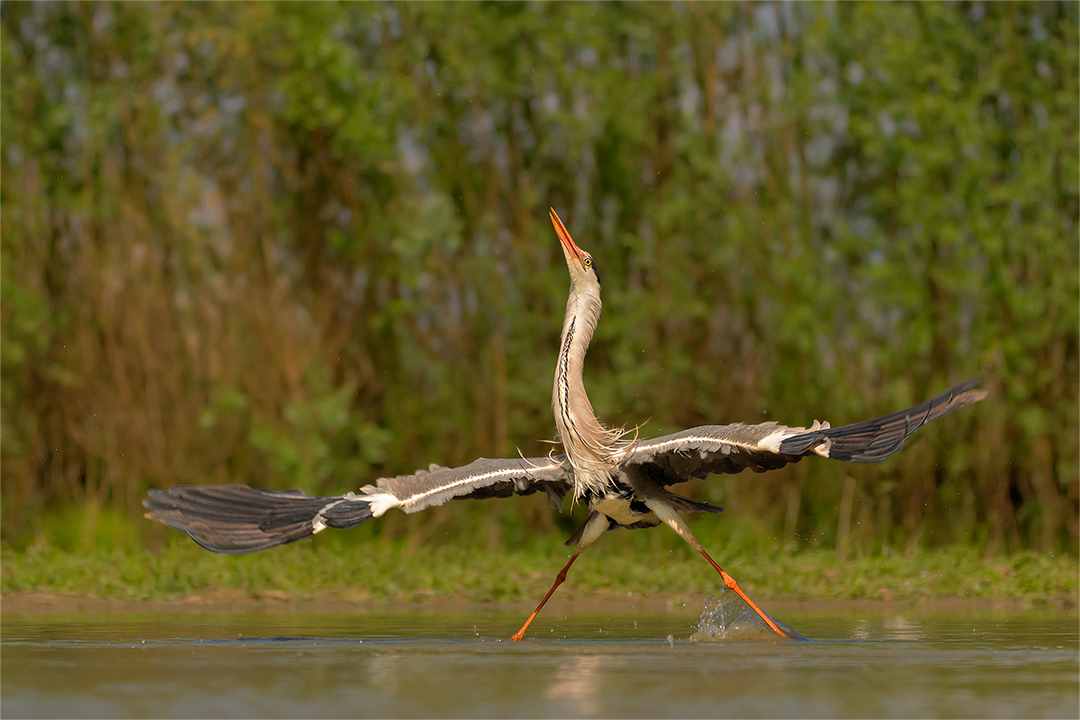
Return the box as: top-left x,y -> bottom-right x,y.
1,2 -> 1076,573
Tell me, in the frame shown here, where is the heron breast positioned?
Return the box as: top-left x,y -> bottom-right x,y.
591,495 -> 655,526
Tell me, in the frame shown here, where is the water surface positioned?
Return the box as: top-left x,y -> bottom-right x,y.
3,604 -> 1076,718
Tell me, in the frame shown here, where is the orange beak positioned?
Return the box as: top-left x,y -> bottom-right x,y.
550,208 -> 586,266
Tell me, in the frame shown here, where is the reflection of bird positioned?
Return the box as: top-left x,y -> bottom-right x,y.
145,209 -> 986,640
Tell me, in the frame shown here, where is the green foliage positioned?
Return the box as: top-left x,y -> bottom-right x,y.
1,2 -> 1076,557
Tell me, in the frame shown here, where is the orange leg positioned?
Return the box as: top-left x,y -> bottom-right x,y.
510,551 -> 581,641
647,498 -> 791,639
697,547 -> 790,638
511,511 -> 608,641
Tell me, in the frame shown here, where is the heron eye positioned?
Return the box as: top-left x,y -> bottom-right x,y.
583,255 -> 592,267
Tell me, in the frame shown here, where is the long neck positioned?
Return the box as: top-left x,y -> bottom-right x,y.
552,283 -> 623,495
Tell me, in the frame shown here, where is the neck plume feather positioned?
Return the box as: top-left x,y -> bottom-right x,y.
552,283 -> 627,498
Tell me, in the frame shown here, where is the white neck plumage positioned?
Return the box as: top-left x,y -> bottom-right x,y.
552,282 -> 626,498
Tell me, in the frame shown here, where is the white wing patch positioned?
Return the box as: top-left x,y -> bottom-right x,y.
758,428 -> 795,454
760,421 -> 832,455
363,492 -> 402,518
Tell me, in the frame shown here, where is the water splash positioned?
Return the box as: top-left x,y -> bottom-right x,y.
690,591 -> 807,642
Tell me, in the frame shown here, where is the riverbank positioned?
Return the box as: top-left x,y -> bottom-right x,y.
3,541 -> 1075,611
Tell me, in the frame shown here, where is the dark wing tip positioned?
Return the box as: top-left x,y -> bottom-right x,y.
780,380 -> 986,463
143,484 -> 373,555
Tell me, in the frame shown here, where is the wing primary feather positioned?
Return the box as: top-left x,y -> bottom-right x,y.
618,381 -> 986,487
143,485 -> 373,555
145,457 -> 571,553
780,380 -> 986,462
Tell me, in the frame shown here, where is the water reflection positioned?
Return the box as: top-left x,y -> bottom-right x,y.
2,606 -> 1076,718
882,614 -> 926,641
547,655 -> 602,715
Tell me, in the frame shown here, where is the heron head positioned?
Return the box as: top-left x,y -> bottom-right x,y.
549,208 -> 598,288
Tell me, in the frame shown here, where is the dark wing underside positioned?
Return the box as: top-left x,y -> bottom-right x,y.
619,380 -> 986,488
776,381 -> 986,461
143,485 -> 374,554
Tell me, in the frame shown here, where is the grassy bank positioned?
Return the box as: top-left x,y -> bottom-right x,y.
3,535 -> 1075,607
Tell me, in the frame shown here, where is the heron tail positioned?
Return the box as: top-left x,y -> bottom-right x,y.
143,484 -> 374,555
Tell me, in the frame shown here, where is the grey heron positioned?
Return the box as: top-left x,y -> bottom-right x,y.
145,209 -> 986,640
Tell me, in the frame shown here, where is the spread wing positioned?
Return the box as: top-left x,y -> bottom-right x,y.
618,381 -> 986,488
360,455 -> 572,513
144,455 -> 571,555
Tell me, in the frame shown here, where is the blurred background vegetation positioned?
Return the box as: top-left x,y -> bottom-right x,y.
2,2 -> 1076,562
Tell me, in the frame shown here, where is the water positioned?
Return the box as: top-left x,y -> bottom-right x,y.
692,593 -> 810,641
3,603 -> 1076,718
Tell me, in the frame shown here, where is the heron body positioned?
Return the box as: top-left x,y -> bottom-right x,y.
145,209 -> 986,640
